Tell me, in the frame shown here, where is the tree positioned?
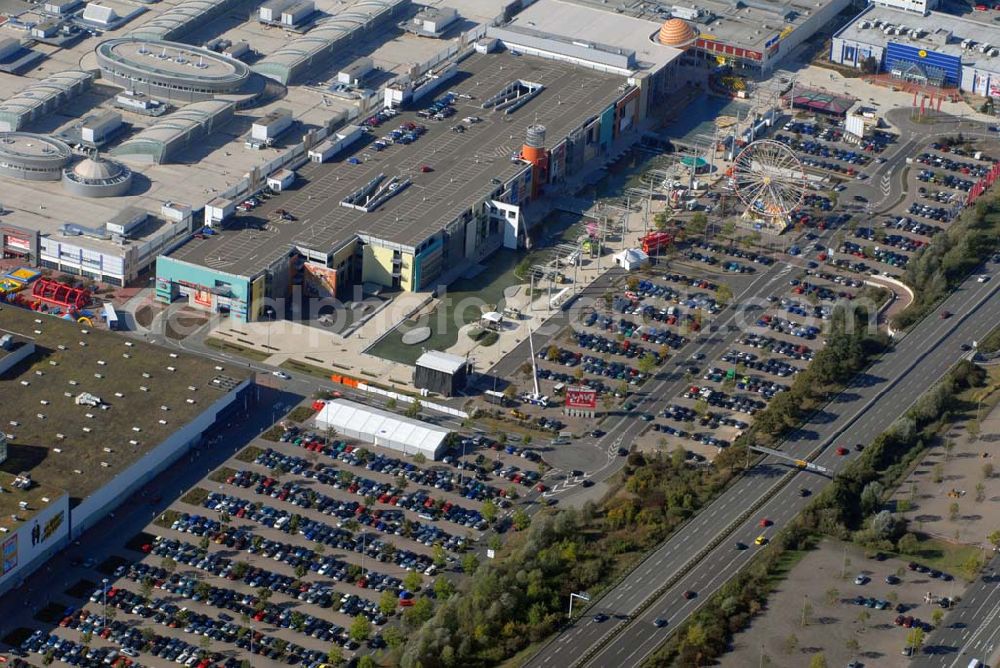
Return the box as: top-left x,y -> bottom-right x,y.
716,283 -> 734,307
688,212 -> 708,236
383,625 -> 406,650
432,543 -> 447,568
782,633 -> 798,654
897,532 -> 919,554
404,399 -> 422,419
949,502 -> 960,521
825,587 -> 839,605
933,463 -> 944,483
357,656 -> 376,668
976,482 -> 986,503
139,577 -> 154,604
801,598 -> 813,627
988,530 -> 1000,550
349,614 -> 372,642
861,55 -> 879,74
984,463 -> 995,479
907,627 -> 926,652
809,655 -> 828,668
403,597 -> 434,627
326,646 -> 344,666
380,590 -> 398,616
932,609 -> 944,627
461,552 -> 480,574
403,570 -> 423,592
860,480 -> 884,515
512,507 -> 530,531
161,557 -> 177,573
198,535 -> 210,550
481,499 -> 498,524
434,576 -> 456,599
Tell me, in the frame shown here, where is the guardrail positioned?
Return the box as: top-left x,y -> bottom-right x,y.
570,466 -> 799,667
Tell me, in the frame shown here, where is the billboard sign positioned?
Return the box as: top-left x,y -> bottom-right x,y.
565,387 -> 597,409
4,235 -> 30,252
0,494 -> 69,587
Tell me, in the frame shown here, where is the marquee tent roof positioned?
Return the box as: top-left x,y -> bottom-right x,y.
314,399 -> 450,460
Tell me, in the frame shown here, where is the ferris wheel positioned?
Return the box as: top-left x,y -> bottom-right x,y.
732,139 -> 807,225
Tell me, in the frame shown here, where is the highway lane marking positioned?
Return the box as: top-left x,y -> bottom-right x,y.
532,270 -> 1000,667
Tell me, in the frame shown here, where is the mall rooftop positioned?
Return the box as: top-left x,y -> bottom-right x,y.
0,306 -> 252,513
836,4 -> 1000,67
166,50 -> 630,275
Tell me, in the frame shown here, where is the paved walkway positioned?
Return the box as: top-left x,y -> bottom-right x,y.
788,62 -> 997,125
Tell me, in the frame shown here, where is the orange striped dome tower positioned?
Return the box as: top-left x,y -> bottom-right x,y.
657,18 -> 697,49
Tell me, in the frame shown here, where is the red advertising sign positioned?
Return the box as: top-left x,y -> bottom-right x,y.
3,235 -> 30,251
565,387 -> 598,409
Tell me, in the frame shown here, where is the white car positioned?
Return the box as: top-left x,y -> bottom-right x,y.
272,370 -> 291,380
977,274 -> 990,283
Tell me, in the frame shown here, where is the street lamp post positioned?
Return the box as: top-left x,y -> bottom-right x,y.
568,591 -> 590,619
102,577 -> 108,630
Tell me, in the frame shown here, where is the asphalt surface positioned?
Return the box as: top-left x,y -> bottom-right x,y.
914,554 -> 1000,668
484,258 -> 805,481
526,260 -> 1000,668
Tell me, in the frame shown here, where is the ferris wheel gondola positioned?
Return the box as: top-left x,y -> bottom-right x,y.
732,139 -> 807,226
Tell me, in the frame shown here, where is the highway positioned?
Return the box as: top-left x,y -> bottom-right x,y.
526,261 -> 1000,668
914,554 -> 1000,668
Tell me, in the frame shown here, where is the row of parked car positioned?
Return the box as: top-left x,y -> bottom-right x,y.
916,169 -> 975,193
278,429 -> 509,500
915,151 -> 993,178
251,446 -> 489,527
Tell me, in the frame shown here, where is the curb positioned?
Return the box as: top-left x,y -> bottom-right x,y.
570,467 -> 798,668
561,274 -> 1000,668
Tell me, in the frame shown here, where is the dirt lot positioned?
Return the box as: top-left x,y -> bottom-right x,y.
890,367 -> 1000,549
722,539 -> 959,668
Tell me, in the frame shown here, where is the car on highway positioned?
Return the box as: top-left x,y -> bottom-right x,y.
735,542 -> 748,550
593,613 -> 608,623
653,618 -> 668,628
682,590 -> 696,600
271,371 -> 291,380
754,534 -> 768,546
590,430 -> 605,438
940,310 -> 953,319
854,443 -> 865,451
758,518 -> 772,528
836,446 -> 849,456
798,488 -> 811,497
581,480 -> 594,488
977,274 -> 990,283
961,343 -> 972,351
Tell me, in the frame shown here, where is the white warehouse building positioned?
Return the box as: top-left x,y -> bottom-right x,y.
315,399 -> 451,460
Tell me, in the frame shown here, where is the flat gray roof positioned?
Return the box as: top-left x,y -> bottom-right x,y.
836,4 -> 1000,71
167,51 -> 628,276
564,0 -> 845,51
416,350 -> 466,373
507,0 -> 682,73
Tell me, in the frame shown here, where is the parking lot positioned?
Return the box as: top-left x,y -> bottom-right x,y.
5,401 -> 561,668
722,539 -> 959,668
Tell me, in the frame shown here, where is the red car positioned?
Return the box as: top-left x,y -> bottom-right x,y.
758,518 -> 772,528
420,165 -> 433,173
940,310 -> 952,319
835,446 -> 849,456
682,590 -> 697,600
